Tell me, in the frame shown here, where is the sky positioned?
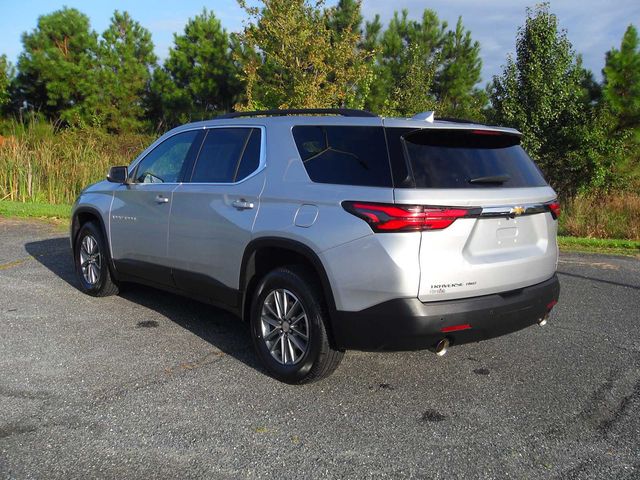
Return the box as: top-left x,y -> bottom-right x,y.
0,0 -> 638,84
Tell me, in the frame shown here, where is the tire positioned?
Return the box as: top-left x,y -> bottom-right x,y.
74,221 -> 119,297
250,266 -> 344,384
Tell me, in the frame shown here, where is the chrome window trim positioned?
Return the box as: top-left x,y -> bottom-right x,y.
127,125 -> 267,187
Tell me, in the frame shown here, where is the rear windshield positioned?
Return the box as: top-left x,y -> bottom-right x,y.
292,126 -> 392,187
386,128 -> 547,189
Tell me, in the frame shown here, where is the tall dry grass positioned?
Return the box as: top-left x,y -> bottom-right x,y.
0,120 -> 152,204
559,192 -> 640,240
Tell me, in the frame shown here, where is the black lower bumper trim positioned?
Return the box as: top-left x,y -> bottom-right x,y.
331,275 -> 560,351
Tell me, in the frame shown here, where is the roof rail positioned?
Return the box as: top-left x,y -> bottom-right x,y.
216,108 -> 378,119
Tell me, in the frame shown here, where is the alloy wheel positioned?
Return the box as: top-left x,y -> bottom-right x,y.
79,234 -> 101,285
260,289 -> 310,365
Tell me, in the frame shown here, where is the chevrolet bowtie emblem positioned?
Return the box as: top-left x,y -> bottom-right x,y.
510,206 -> 526,216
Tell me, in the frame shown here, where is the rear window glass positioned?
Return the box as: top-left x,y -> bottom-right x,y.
292,126 -> 392,187
387,128 -> 547,189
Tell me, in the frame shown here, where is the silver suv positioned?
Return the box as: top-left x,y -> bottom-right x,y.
71,109 -> 560,383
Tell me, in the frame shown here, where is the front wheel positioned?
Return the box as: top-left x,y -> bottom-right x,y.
74,221 -> 119,297
250,266 -> 344,384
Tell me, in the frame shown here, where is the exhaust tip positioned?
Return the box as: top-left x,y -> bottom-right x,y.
434,338 -> 450,356
538,313 -> 549,326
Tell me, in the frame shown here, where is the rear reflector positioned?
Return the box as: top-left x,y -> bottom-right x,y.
546,299 -> 558,310
342,202 -> 474,232
441,324 -> 472,333
548,201 -> 561,220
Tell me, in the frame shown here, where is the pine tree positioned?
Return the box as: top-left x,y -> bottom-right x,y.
16,7 -> 98,124
363,14 -> 382,54
94,11 -> 157,132
327,0 -> 363,36
364,9 -> 447,114
435,17 -> 485,120
603,24 -> 640,130
150,9 -> 239,128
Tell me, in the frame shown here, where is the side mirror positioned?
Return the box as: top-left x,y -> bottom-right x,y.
107,166 -> 129,184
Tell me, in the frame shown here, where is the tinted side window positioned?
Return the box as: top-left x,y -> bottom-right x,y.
190,128 -> 261,183
133,130 -> 201,184
234,129 -> 262,181
292,126 -> 392,187
385,127 -> 414,187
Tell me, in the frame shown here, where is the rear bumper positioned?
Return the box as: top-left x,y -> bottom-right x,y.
331,274 -> 560,351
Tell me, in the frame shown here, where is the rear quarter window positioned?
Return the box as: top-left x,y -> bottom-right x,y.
386,128 -> 548,189
292,126 -> 392,187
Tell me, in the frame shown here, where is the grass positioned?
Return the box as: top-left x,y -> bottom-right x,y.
558,235 -> 640,256
0,200 -> 71,220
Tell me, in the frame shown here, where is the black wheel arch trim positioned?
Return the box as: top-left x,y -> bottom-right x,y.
71,206 -> 119,282
239,237 -> 338,321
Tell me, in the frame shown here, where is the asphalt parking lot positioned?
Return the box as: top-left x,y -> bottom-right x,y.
0,217 -> 639,479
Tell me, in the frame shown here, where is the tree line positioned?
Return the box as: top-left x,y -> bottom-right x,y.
0,0 -> 638,198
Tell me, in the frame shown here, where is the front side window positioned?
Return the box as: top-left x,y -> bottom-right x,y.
189,128 -> 262,183
292,126 -> 392,187
133,130 -> 201,184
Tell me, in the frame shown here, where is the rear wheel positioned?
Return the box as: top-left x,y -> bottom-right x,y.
74,221 -> 119,297
250,266 -> 343,383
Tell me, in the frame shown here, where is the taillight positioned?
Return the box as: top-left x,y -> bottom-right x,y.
548,201 -> 561,220
342,201 -> 475,232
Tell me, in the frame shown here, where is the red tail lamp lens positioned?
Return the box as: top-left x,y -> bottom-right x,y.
343,202 -> 471,232
548,201 -> 561,220
546,299 -> 558,311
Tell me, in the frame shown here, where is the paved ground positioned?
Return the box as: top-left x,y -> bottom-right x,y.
0,217 -> 639,479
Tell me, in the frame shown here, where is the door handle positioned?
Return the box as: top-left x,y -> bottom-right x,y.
155,195 -> 169,204
232,199 -> 254,210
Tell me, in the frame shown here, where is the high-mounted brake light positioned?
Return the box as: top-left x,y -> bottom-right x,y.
471,129 -> 502,136
547,201 -> 561,220
342,202 -> 474,232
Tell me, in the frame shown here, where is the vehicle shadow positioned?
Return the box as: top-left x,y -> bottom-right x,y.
24,237 -> 264,375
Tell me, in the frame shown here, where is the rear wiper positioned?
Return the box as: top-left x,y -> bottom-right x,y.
468,174 -> 511,184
